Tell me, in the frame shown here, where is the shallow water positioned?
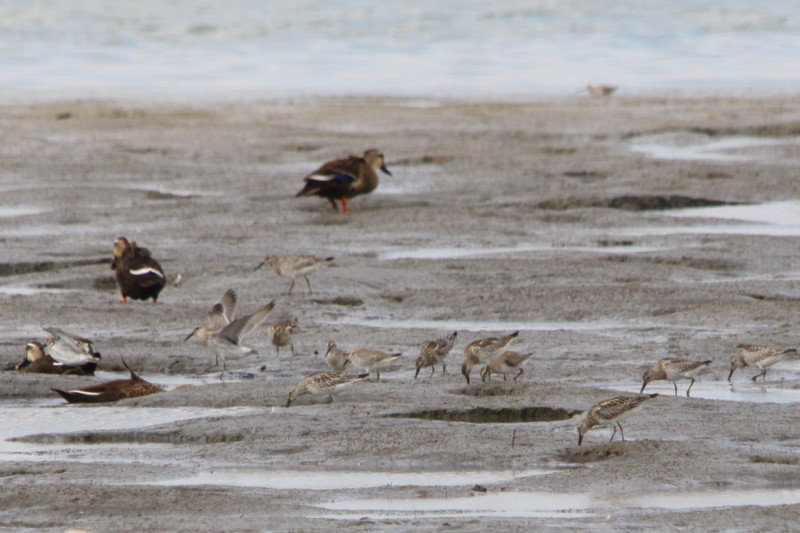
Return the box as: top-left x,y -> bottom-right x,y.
0,206 -> 48,218
377,244 -> 667,260
606,377 -> 800,404
629,136 -> 798,162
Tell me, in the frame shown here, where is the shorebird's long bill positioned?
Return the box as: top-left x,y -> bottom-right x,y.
380,165 -> 392,176
639,381 -> 647,394
285,396 -> 293,408
183,328 -> 198,342
578,431 -> 584,446
254,262 -> 265,271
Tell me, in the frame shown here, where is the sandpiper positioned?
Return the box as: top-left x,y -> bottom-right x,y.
461,331 -> 519,384
43,327 -> 102,367
346,349 -> 403,382
254,254 -> 333,295
578,394 -> 658,446
285,371 -> 369,407
17,341 -> 98,375
641,358 -> 712,397
728,345 -> 798,382
184,290 -> 275,375
586,84 -> 617,97
111,237 -> 166,303
51,358 -> 164,404
325,340 -> 349,371
414,331 -> 458,378
480,351 -> 532,382
296,149 -> 392,213
268,318 -> 298,356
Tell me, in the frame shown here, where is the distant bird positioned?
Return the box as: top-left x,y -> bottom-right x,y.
586,84 -> 617,97
324,340 -> 349,371
285,371 -> 369,407
641,358 -> 712,397
51,358 -> 164,404
578,394 -> 657,446
414,331 -> 458,378
461,331 -> 519,384
296,149 -> 392,213
43,327 -> 102,367
480,351 -> 532,382
346,349 -> 403,382
16,341 -> 97,375
268,318 -> 298,356
111,237 -> 166,303
728,345 -> 798,382
184,290 -> 275,375
254,254 -> 333,295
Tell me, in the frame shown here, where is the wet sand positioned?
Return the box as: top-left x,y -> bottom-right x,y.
2,96 -> 800,531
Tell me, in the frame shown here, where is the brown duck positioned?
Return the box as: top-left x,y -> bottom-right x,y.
111,237 -> 166,303
16,341 -> 98,375
295,149 -> 391,213
51,358 -> 164,403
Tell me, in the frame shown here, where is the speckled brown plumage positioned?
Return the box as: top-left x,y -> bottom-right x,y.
51,358 -> 164,404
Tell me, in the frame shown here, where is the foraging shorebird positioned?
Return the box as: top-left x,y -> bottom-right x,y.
16,341 -> 97,375
578,394 -> 657,446
184,290 -> 275,374
325,340 -> 349,371
268,318 -> 298,356
254,254 -> 333,295
641,358 -> 712,397
586,84 -> 617,97
480,351 -> 532,382
345,349 -> 403,382
111,237 -> 166,303
461,331 -> 519,384
295,149 -> 392,213
728,345 -> 798,382
414,331 -> 458,378
285,371 -> 369,407
51,358 -> 164,404
43,327 -> 102,367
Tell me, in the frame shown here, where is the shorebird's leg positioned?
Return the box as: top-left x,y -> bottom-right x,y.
752,369 -> 766,382
618,423 -> 626,442
288,279 -> 295,295
442,363 -> 446,375
686,378 -> 695,397
341,196 -> 348,214
430,365 -> 435,378
376,371 -> 381,383
514,369 -> 523,381
609,425 -> 618,443
414,367 -> 420,379
304,276 -> 313,293
503,374 -> 507,381
275,346 -> 280,357
326,395 -> 333,404
673,382 -> 678,396
290,343 -> 295,357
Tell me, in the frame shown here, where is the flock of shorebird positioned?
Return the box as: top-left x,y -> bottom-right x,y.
12,149 -> 799,447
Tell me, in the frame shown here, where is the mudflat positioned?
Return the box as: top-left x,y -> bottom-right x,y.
2,96 -> 800,532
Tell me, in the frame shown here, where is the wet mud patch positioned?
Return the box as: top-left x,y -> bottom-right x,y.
750,455 -> 800,466
387,406 -> 579,424
558,440 -> 665,464
311,296 -> 364,307
535,195 -> 733,212
14,429 -> 247,446
456,382 -> 530,397
0,258 -> 108,278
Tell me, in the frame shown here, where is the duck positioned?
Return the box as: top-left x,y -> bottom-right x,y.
16,341 -> 98,375
111,237 -> 166,303
51,358 -> 164,403
295,149 -> 391,213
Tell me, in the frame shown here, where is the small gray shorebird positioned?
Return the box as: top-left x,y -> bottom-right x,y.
461,331 -> 519,384
254,254 -> 333,295
480,351 -> 532,382
325,340 -> 349,371
728,345 -> 798,382
111,237 -> 165,303
285,371 -> 369,407
415,331 -> 458,378
184,289 -> 275,375
640,358 -> 712,397
268,318 -> 298,356
346,349 -> 403,382
43,327 -> 102,367
578,394 -> 658,446
295,149 -> 392,213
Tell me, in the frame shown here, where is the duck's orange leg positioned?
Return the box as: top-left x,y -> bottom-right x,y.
119,296 -> 127,303
341,196 -> 348,214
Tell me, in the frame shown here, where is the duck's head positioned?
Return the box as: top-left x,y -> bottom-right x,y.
364,149 -> 391,176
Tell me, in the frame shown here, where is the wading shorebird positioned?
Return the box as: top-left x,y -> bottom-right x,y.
325,340 -> 349,371
728,345 -> 798,382
480,351 -> 532,382
585,84 -> 617,97
461,331 -> 519,385
285,371 -> 369,407
345,349 -> 403,382
295,149 -> 392,213
640,358 -> 712,397
254,254 -> 333,295
111,237 -> 166,303
268,318 -> 298,357
16,341 -> 97,375
578,394 -> 658,446
51,358 -> 164,404
414,331 -> 458,378
184,290 -> 275,375
43,327 -> 102,368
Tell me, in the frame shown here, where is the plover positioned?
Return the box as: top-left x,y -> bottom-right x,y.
480,351 -> 532,382
267,318 -> 298,357
461,331 -> 519,384
728,345 -> 798,382
51,358 -> 164,403
641,357 -> 712,397
43,327 -> 102,367
346,349 -> 403,382
325,340 -> 349,371
285,371 -> 369,407
578,394 -> 657,446
295,149 -> 392,213
254,254 -> 333,295
111,237 -> 165,303
414,331 -> 458,378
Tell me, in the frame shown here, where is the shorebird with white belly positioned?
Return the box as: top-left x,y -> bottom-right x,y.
285,371 -> 369,407
641,358 -> 712,397
578,394 -> 658,446
728,345 -> 797,382
461,331 -> 519,384
346,349 -> 403,382
480,351 -> 532,382
415,331 -> 458,378
254,254 -> 333,295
